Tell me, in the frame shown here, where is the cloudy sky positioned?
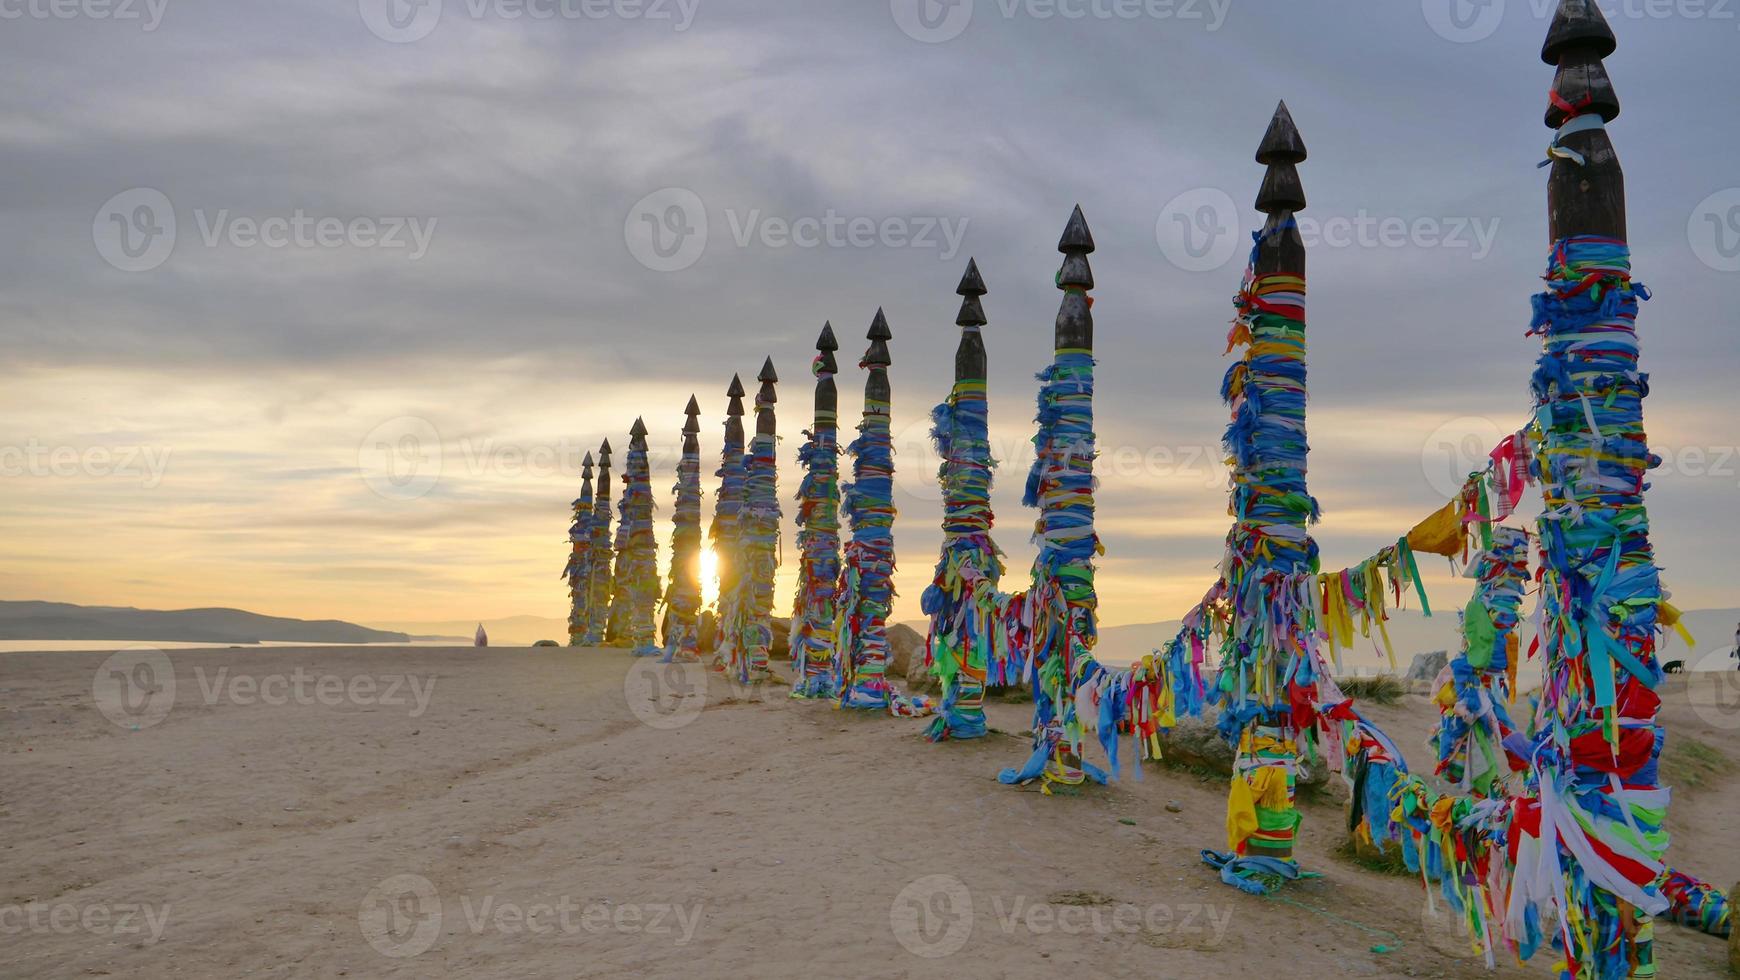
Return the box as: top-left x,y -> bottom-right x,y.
2,0 -> 1737,633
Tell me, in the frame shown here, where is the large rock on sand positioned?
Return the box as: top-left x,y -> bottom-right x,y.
1156,718 -> 1328,791
888,623 -> 925,679
1405,650 -> 1448,682
1729,880 -> 1740,974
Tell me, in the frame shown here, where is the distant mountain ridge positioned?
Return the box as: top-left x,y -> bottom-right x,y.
0,601 -> 408,645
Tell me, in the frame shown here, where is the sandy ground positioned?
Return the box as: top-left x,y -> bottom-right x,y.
2,646 -> 1737,980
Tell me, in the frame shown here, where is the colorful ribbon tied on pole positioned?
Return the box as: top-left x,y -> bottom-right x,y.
923,375 -> 1006,739
837,394 -> 907,711
1432,525 -> 1529,796
711,414 -> 747,673
1202,252 -> 1321,890
620,427 -> 660,657
663,432 -> 703,662
998,347 -> 1105,792
791,368 -> 842,699
581,458 -> 614,646
739,400 -> 780,681
565,491 -> 591,646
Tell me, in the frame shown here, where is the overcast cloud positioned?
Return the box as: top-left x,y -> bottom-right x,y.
2,0 -> 1736,629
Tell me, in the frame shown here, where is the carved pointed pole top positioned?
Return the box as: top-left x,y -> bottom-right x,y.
1544,0 -> 1619,126
814,323 -> 839,416
1542,0 -> 1616,64
1253,103 -> 1307,275
683,395 -> 702,434
955,257 -> 988,382
1256,101 -> 1307,215
577,451 -> 594,506
867,307 -> 893,340
755,358 -> 778,436
727,373 -> 746,418
724,373 -> 746,446
1543,0 -> 1624,239
957,257 -> 986,298
1055,207 -> 1094,349
864,308 -> 892,368
864,308 -> 892,404
596,439 -> 613,496
956,257 -> 987,331
1058,204 -> 1095,255
630,416 -> 648,439
1256,100 -> 1307,165
815,322 -> 839,376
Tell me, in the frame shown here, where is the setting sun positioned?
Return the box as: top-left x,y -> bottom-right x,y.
699,546 -> 719,610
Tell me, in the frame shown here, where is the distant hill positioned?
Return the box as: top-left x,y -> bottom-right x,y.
0,601 -> 408,645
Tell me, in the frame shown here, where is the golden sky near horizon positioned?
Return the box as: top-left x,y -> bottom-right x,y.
5,358 -> 1736,633
7,3 -> 1740,640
